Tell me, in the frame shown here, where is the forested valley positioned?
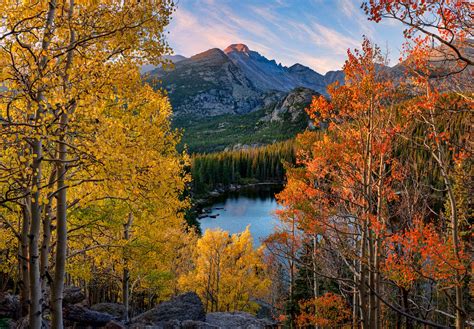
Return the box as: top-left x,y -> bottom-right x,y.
190,140 -> 295,195
0,1 -> 472,329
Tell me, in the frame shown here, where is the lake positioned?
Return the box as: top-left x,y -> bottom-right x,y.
198,185 -> 282,246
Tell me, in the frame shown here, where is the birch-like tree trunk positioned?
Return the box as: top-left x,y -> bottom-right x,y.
29,139 -> 43,329
20,198 -> 30,317
51,2 -> 75,327
123,212 -> 133,322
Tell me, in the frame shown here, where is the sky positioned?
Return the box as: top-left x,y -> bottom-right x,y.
166,0 -> 407,74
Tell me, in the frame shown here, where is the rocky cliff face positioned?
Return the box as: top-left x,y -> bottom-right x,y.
323,70 -> 345,85
149,48 -> 262,116
262,87 -> 319,124
225,43 -> 327,94
147,43 -> 342,118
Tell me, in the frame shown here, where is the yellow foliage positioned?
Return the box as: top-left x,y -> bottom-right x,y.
179,227 -> 271,314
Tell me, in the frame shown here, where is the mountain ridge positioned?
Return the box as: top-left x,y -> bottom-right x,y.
147,43 -> 344,119
144,43 -> 345,152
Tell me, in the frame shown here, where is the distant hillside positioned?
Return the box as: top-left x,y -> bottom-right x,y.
148,48 -> 264,117
175,87 -> 319,153
140,54 -> 186,73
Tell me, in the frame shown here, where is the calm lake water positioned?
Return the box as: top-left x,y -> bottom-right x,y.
198,185 -> 282,246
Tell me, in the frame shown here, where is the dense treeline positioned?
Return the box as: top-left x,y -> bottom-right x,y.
191,140 -> 295,194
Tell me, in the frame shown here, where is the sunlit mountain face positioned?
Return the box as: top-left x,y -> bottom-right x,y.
146,43 -> 343,117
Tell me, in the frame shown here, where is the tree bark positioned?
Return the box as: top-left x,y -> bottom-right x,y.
428,105 -> 465,329
41,168 -> 56,298
51,1 -> 75,327
312,234 -> 319,329
122,212 -> 133,322
51,114 -> 68,329
19,199 -> 30,317
29,139 -> 43,329
29,0 -> 58,325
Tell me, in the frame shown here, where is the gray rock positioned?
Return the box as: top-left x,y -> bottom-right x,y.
225,44 -> 327,94
324,70 -> 345,85
181,320 -> 219,329
259,87 -> 318,126
131,292 -> 205,328
206,312 -> 275,329
63,286 -> 85,305
63,304 -> 114,326
147,44 -> 340,119
105,320 -> 127,329
0,293 -> 20,319
91,302 -> 127,320
148,48 -> 261,117
14,316 -> 49,329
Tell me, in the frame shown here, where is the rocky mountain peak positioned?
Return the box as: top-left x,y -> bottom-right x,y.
224,43 -> 251,55
190,48 -> 228,62
289,63 -> 307,70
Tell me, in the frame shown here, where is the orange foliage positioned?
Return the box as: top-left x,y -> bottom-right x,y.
297,293 -> 351,328
363,0 -> 473,73
384,217 -> 469,289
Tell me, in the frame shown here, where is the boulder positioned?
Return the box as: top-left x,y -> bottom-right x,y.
160,319 -> 218,329
131,292 -> 205,328
180,320 -> 219,329
63,304 -> 114,327
91,303 -> 127,320
105,320 -> 127,329
0,293 -> 20,319
14,316 -> 49,329
63,286 -> 86,305
206,312 -> 275,329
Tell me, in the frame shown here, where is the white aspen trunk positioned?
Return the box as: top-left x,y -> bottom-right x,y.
51,114 -> 68,329
20,198 -> 30,317
30,1 -> 57,326
41,168 -> 56,297
123,212 -> 133,322
51,1 -> 75,326
29,139 -> 43,329
427,103 -> 465,329
312,234 -> 319,329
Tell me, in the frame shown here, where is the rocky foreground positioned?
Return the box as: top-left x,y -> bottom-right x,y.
0,291 -> 276,328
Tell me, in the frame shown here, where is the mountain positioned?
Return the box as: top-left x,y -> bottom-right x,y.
224,44 -> 327,94
145,42 -> 472,153
148,43 -> 341,118
174,87 -> 319,153
149,48 -> 263,116
140,55 -> 187,74
145,43 -> 344,152
323,70 -> 345,85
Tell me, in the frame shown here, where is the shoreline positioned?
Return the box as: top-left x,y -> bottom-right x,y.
192,181 -> 284,209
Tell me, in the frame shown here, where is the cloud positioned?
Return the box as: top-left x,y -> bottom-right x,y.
166,0 -> 403,73
167,6 -> 239,56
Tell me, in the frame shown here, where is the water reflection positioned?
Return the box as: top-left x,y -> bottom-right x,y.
199,185 -> 282,246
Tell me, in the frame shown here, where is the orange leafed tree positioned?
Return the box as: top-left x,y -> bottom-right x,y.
384,216 -> 468,290
362,0 -> 473,73
297,292 -> 351,328
276,37 -> 402,328
363,2 -> 472,328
